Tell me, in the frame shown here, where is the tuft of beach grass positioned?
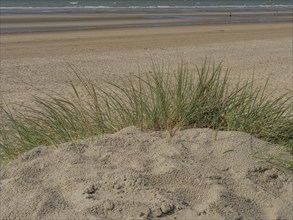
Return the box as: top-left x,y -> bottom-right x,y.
1,60 -> 292,170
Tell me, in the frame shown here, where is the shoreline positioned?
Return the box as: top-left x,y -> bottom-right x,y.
1,4 -> 292,15
1,10 -> 292,34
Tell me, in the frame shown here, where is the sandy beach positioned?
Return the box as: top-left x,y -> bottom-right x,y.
1,16 -> 292,107
1,12 -> 293,220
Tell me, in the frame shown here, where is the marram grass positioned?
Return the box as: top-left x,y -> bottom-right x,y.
1,61 -> 292,170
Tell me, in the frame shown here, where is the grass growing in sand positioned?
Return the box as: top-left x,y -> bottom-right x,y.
1,61 -> 292,170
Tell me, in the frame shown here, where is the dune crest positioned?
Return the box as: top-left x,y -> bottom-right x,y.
1,127 -> 292,219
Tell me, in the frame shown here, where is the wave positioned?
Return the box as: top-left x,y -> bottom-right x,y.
1,5 -> 292,10
1,4 -> 292,15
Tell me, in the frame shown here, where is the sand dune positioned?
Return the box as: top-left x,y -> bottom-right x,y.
1,127 -> 292,219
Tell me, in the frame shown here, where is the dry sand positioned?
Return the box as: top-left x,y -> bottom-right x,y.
1,17 -> 293,220
1,22 -> 292,107
1,127 -> 292,219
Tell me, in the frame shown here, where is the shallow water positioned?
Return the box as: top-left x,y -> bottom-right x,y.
1,0 -> 292,15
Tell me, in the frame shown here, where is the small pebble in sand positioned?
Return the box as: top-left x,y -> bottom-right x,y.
265,170 -> 278,179
209,175 -> 222,180
85,195 -> 96,200
253,166 -> 269,173
84,185 -> 96,194
161,203 -> 174,214
152,208 -> 162,217
103,200 -> 114,210
198,210 -> 207,216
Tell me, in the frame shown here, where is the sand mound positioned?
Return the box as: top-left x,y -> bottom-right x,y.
1,127 -> 292,220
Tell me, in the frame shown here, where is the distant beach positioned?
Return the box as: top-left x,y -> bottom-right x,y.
1,10 -> 292,34
1,0 -> 292,34
1,21 -> 292,107
1,1 -> 292,114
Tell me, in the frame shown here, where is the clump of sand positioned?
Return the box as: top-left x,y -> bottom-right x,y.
1,127 -> 292,219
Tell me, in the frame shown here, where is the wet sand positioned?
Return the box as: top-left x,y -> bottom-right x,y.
1,11 -> 292,33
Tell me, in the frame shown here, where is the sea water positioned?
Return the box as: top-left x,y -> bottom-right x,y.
1,0 -> 292,14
